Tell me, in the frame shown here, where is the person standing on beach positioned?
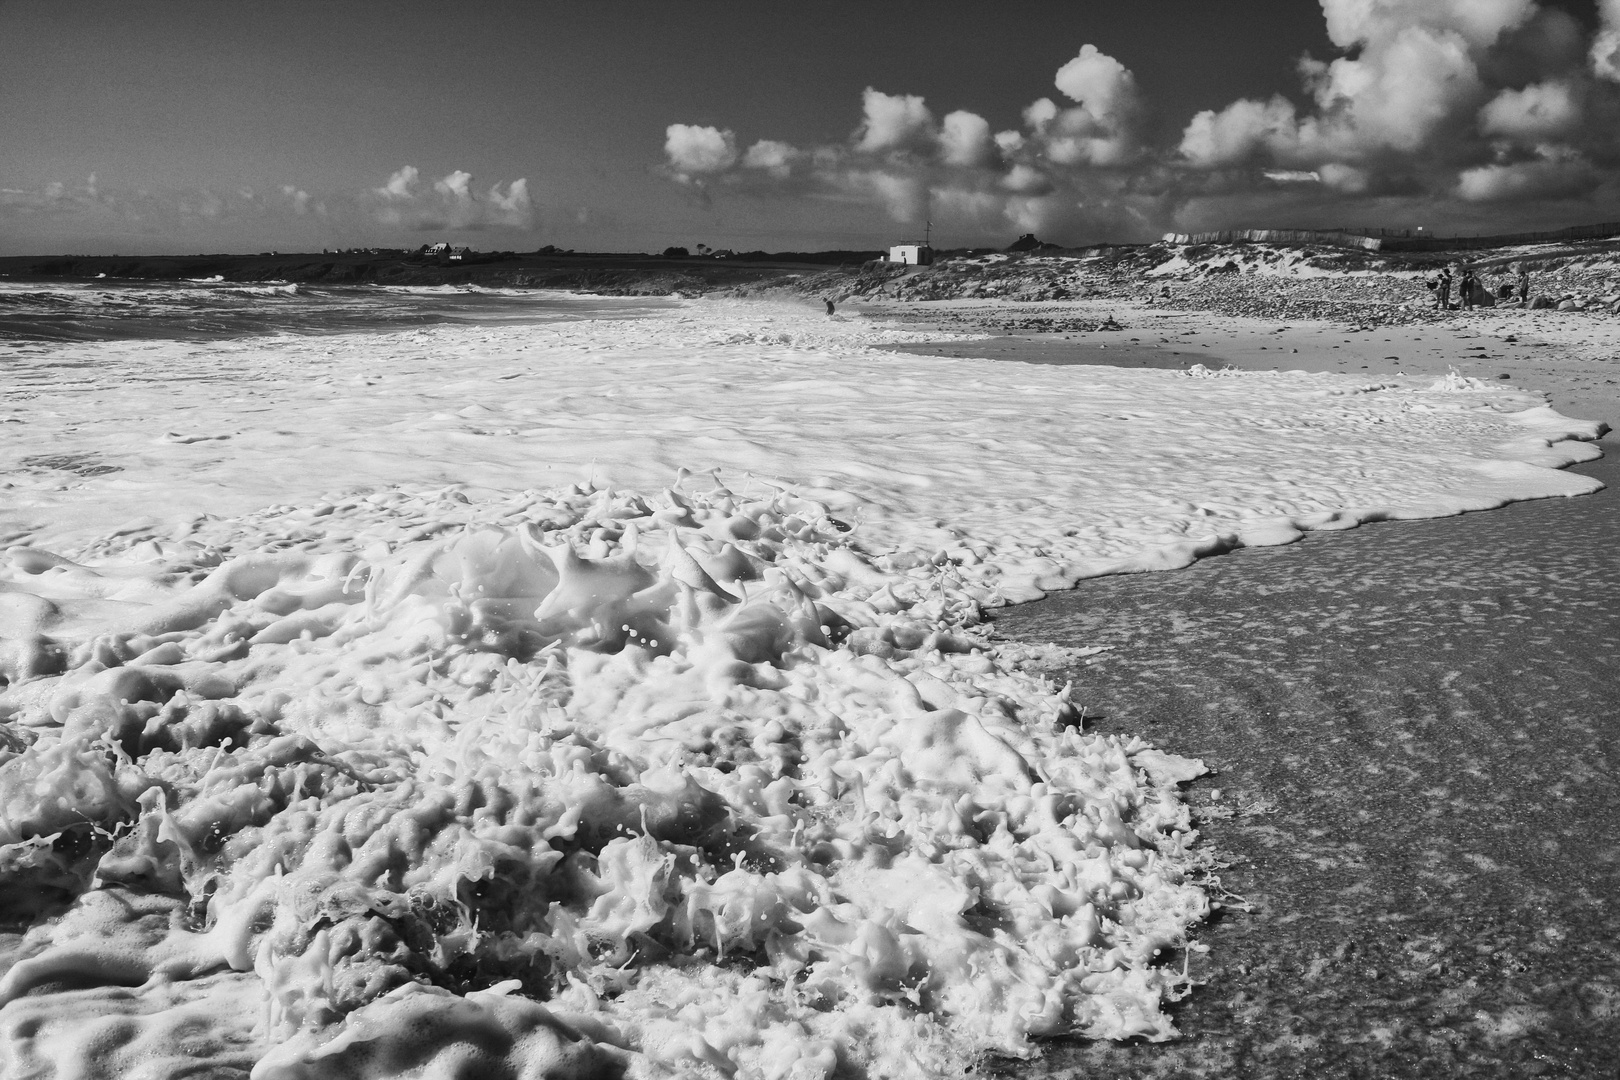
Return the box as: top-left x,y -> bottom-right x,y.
1460,265 -> 1475,309
1437,267 -> 1452,310
1516,264 -> 1530,303
825,298 -> 835,316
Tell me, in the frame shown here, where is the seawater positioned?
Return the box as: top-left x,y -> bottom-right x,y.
0,279 -> 673,344
0,294 -> 1607,1079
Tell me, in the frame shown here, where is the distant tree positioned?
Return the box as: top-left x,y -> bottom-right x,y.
695,243 -> 711,256
662,246 -> 690,258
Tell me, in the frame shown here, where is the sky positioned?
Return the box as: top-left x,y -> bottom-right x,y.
4,0 -> 1620,255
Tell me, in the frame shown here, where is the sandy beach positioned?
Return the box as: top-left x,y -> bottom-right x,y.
996,450 -> 1620,1079
1,285 -> 1612,1078
870,297 -> 1620,438
871,294 -> 1620,1076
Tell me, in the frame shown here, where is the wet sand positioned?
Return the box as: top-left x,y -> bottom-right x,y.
873,298 -> 1620,435
990,447 -> 1620,1078
876,299 -> 1620,1075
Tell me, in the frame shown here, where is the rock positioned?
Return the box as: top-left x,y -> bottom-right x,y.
1531,296 -> 1556,309
1557,299 -> 1578,311
1006,233 -> 1055,252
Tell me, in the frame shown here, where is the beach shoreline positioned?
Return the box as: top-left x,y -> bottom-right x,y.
857,298 -> 1620,1074
860,295 -> 1620,441
2,286 -> 1613,1078
988,448 -> 1620,1079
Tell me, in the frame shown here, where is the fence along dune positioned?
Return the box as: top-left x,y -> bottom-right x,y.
1162,221 -> 1620,253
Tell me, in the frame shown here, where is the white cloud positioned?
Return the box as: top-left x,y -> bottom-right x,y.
929,185 -> 1006,223
741,139 -> 802,179
1456,154 -> 1595,201
1322,0 -> 1536,51
281,185 -> 312,214
655,47 -> 1152,242
1318,162 -> 1370,193
1180,0 -> 1544,177
1593,0 -> 1620,80
1300,23 -> 1482,155
486,178 -> 533,227
1180,95 -> 1300,167
939,110 -> 994,167
376,165 -> 419,199
436,170 -> 474,201
855,89 -> 934,153
664,124 -> 737,177
1264,169 -> 1321,183
0,176 -> 112,217
1028,45 -> 1144,167
1022,97 -> 1058,131
1002,164 -> 1053,194
1478,80 -> 1581,139
858,170 -> 929,221
1054,43 -> 1138,121
368,166 -> 535,231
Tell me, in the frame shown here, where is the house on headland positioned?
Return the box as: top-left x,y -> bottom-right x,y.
888,243 -> 933,266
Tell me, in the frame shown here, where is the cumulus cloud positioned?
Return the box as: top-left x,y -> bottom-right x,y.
656,3 -> 1620,244
368,166 -> 535,231
281,185 -> 312,215
1054,44 -> 1139,122
376,166 -> 419,199
664,124 -> 737,179
1167,0 -> 1620,232
0,175 -> 115,218
741,139 -> 802,178
1456,153 -> 1597,201
858,170 -> 930,221
436,170 -> 474,201
1302,22 -> 1483,154
1185,26 -> 1506,169
1019,45 -> 1146,168
1001,164 -> 1053,194
1478,79 -> 1581,139
1181,96 -> 1301,168
1593,0 -> 1620,80
487,178 -> 532,224
1179,0 -> 1554,169
1318,162 -> 1371,193
855,89 -> 934,153
1321,0 -> 1536,51
653,40 -> 1155,244
939,110 -> 994,167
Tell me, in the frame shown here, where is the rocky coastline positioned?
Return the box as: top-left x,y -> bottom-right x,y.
9,235 -> 1620,327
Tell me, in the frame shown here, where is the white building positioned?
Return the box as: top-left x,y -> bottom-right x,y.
888,244 -> 933,266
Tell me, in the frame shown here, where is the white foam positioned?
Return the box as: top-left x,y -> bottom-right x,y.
0,297 -> 1604,1077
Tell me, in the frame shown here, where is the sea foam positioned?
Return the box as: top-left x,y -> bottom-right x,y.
0,297 -> 1604,1078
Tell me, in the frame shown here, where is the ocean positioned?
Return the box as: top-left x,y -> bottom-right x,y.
0,286 -> 1605,1078
0,278 -> 673,344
